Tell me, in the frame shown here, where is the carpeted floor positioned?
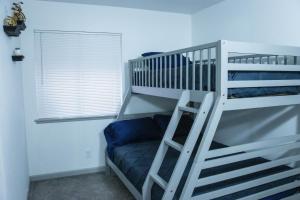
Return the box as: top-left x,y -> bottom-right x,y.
28,173 -> 134,200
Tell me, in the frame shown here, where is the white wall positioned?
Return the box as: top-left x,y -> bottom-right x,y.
192,0 -> 300,146
0,0 -> 29,199
192,0 -> 300,46
0,149 -> 4,200
22,0 -> 191,177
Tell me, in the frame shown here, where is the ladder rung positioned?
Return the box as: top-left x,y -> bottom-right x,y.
165,139 -> 183,152
179,106 -> 198,113
151,174 -> 167,189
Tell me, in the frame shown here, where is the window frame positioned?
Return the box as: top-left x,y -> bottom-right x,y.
34,30 -> 123,123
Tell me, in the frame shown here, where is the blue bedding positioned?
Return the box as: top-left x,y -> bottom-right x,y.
104,117 -> 162,159
110,136 -> 299,200
139,63 -> 300,98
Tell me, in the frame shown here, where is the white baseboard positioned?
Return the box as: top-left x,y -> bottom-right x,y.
30,166 -> 107,182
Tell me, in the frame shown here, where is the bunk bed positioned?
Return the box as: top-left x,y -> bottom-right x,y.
105,40 -> 300,200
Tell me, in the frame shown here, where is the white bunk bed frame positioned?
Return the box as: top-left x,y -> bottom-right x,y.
107,40 -> 300,200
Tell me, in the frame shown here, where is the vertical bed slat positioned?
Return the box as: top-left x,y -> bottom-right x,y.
145,59 -> 148,87
131,62 -> 134,86
208,49 -> 211,91
137,62 -> 139,86
180,54 -> 183,89
155,58 -> 158,87
192,51 -> 196,90
169,55 -> 172,88
144,60 -> 147,86
137,61 -> 140,86
164,56 -> 167,88
152,58 -> 154,87
148,59 -> 150,87
259,56 -> 262,64
138,61 -> 142,86
135,62 -> 138,86
146,59 -> 148,87
142,60 -> 144,86
199,50 -> 203,91
175,54 -> 177,89
160,56 -> 163,88
145,60 -> 147,86
133,62 -> 136,86
186,52 -> 189,89
284,56 -> 288,65
149,59 -> 151,87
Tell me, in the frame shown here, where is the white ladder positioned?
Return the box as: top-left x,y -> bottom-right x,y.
142,90 -> 214,200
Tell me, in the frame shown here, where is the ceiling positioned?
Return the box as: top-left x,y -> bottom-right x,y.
40,0 -> 225,14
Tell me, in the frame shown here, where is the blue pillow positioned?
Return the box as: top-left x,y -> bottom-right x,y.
104,117 -> 162,158
141,52 -> 163,57
153,114 -> 194,137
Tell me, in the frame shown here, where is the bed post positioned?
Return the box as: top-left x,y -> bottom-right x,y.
105,151 -> 113,176
116,88 -> 131,121
117,61 -> 133,121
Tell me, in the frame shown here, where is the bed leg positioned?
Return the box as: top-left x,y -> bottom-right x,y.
105,152 -> 113,176
106,166 -> 113,176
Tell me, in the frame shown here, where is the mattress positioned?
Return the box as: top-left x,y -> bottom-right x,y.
110,137 -> 298,200
140,64 -> 300,98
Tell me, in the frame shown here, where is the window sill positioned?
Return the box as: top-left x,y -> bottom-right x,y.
34,111 -> 172,124
35,115 -> 116,124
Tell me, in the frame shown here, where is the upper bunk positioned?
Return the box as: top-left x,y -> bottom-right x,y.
128,40 -> 300,111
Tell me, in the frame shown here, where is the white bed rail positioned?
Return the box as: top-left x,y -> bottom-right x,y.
225,41 -> 300,110
129,40 -> 300,108
130,41 -> 219,93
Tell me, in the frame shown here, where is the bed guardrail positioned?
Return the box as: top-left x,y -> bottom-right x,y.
129,40 -> 300,109
224,41 -> 300,110
129,41 -> 219,92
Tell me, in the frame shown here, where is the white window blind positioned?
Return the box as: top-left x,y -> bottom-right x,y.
35,31 -> 122,120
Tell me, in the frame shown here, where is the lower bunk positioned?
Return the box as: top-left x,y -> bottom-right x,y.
104,116 -> 300,200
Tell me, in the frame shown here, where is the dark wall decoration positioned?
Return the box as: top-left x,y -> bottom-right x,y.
3,2 -> 26,37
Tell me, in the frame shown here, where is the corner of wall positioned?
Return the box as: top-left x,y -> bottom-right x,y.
0,0 -> 30,199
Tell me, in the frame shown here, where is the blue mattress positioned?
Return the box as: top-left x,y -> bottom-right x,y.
141,64 -> 300,98
110,137 -> 299,200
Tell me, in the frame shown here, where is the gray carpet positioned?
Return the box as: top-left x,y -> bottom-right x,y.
28,173 -> 134,200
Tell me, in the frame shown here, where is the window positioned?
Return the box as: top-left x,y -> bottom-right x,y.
35,31 -> 122,120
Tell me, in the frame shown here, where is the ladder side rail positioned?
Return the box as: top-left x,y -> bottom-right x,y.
179,98 -> 224,199
162,92 -> 214,200
179,40 -> 228,200
117,60 -> 133,121
142,90 -> 191,200
117,88 -> 132,121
